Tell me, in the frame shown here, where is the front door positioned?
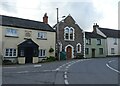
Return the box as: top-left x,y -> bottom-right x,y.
66,46 -> 72,59
25,47 -> 33,63
92,49 -> 95,57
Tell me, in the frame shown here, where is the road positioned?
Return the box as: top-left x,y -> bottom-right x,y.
2,57 -> 120,85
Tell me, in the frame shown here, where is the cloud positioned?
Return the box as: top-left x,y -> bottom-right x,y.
0,0 -> 119,31
0,0 -> 17,13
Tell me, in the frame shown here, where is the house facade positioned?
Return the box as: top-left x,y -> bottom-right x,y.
93,23 -> 120,56
55,15 -> 84,59
1,14 -> 56,64
85,32 -> 107,58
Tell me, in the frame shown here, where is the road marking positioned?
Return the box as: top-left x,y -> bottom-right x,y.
64,74 -> 67,79
34,64 -> 42,67
3,67 -> 17,68
106,63 -> 120,73
64,79 -> 69,85
17,71 -> 29,73
106,60 -> 119,73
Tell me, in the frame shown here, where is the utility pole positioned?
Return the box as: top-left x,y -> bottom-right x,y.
56,8 -> 60,60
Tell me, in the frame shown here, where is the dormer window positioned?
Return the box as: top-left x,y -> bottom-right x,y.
64,27 -> 74,41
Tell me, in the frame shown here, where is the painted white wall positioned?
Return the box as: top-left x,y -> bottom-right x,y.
107,38 -> 119,56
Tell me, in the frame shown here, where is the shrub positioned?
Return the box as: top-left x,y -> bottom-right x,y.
46,56 -> 56,62
49,48 -> 54,53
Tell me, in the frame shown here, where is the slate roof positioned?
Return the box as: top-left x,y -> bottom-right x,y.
98,28 -> 120,38
85,32 -> 106,39
0,15 -> 55,32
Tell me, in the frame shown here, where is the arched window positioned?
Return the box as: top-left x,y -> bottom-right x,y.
70,28 -> 73,40
64,27 -> 74,41
76,43 -> 81,53
65,27 -> 69,39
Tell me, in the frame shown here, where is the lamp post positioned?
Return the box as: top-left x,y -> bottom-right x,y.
56,8 -> 65,61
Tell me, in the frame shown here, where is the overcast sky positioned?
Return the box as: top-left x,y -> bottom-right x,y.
0,0 -> 119,31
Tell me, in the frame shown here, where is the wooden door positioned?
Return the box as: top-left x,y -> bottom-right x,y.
66,46 -> 72,59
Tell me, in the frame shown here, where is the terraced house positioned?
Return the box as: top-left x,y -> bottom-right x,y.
0,14 -> 56,64
85,32 -> 107,58
93,23 -> 120,57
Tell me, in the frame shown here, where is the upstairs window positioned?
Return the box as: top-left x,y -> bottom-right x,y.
64,27 -> 74,41
65,28 -> 69,40
38,32 -> 47,39
6,28 -> 18,37
114,38 -> 117,45
97,39 -> 101,45
86,38 -> 91,45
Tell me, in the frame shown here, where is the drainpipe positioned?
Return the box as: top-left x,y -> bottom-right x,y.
83,31 -> 86,58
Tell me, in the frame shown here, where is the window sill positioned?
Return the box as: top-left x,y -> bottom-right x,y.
5,35 -> 19,38
37,38 -> 47,40
64,39 -> 74,41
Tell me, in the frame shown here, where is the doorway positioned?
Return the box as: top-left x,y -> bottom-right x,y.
92,48 -> 95,57
66,46 -> 72,59
25,47 -> 33,63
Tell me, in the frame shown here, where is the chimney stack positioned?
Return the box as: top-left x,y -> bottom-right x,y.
43,13 -> 48,24
93,23 -> 99,32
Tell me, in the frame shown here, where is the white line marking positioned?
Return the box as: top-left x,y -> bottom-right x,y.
106,64 -> 120,73
34,65 -> 42,67
64,79 -> 69,85
17,71 -> 29,73
3,67 -> 17,68
64,75 -> 67,79
64,71 -> 67,75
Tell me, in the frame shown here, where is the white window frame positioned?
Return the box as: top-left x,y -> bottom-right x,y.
114,38 -> 117,45
111,48 -> 115,54
86,38 -> 91,45
97,39 -> 101,45
64,27 -> 74,41
6,28 -> 18,37
38,32 -> 47,39
76,43 -> 81,53
4,48 -> 17,57
39,49 -> 46,57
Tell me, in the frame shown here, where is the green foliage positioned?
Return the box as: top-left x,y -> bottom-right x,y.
46,56 -> 56,62
49,47 -> 54,53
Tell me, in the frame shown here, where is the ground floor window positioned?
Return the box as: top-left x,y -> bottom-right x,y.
99,48 -> 103,55
111,48 -> 115,54
85,48 -> 89,54
5,48 -> 17,57
39,49 -> 46,57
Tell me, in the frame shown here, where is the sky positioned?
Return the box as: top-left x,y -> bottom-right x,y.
0,0 -> 119,31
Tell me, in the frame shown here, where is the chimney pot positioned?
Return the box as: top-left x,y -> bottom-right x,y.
43,13 -> 48,24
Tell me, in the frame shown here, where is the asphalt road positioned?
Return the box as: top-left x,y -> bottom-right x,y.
2,57 -> 120,85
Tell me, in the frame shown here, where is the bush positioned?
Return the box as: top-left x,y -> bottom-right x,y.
46,56 -> 56,62
49,48 -> 54,53
2,60 -> 13,65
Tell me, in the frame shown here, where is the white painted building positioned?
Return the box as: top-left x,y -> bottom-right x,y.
93,23 -> 120,56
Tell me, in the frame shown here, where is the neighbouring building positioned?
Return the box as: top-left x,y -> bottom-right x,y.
93,23 -> 120,57
54,14 -> 84,59
0,13 -> 56,64
85,32 -> 107,58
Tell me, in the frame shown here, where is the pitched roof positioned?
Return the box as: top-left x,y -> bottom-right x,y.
0,15 -> 55,32
85,32 -> 106,39
98,28 -> 120,38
